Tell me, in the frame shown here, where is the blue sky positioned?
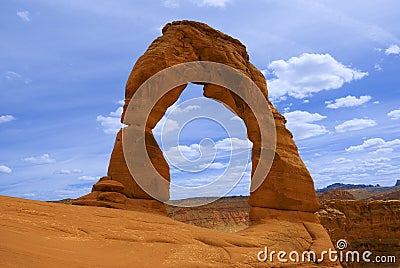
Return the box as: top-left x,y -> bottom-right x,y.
0,0 -> 399,200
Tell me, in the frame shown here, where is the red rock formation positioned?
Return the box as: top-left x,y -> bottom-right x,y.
73,21 -> 338,265
365,189 -> 400,201
317,200 -> 400,266
75,20 -> 319,213
318,190 -> 356,202
168,197 -> 400,266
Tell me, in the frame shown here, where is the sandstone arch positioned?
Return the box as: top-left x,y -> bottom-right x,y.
75,20 -> 319,214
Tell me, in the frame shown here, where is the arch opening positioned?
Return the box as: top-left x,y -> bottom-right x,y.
153,83 -> 253,201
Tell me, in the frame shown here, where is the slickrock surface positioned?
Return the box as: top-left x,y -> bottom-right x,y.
0,196 -> 340,267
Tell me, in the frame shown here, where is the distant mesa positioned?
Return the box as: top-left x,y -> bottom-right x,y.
317,182 -> 378,193
317,181 -> 400,202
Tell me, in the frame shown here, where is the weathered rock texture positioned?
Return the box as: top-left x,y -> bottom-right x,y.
167,197 -> 251,233
318,190 -> 356,202
366,189 -> 400,201
75,20 -> 319,214
167,197 -> 400,267
1,196 -> 340,267
318,200 -> 400,267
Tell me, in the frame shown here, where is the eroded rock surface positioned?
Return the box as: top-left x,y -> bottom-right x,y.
318,200 -> 400,265
1,196 -> 340,267
167,197 -> 251,233
318,190 -> 356,202
75,20 -> 319,213
168,197 -> 400,267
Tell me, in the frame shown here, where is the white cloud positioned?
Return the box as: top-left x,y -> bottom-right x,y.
368,148 -> 393,156
283,110 -> 328,140
198,162 -> 227,169
387,109 -> 400,120
153,102 -> 185,136
154,104 -> 201,136
193,0 -> 231,7
166,138 -> 250,158
374,64 -> 383,72
164,0 -> 231,8
215,137 -> 252,151
0,115 -> 16,124
170,159 -> 252,198
78,175 -> 98,181
163,137 -> 251,173
97,103 -> 125,134
354,157 -> 392,172
153,118 -> 180,136
335,118 -> 377,133
171,104 -> 200,113
0,165 -> 12,174
97,115 -> 123,134
333,158 -> 353,164
164,0 -> 179,8
4,71 -> 32,84
54,169 -> 83,175
375,169 -> 399,176
23,154 -> 56,164
160,119 -> 179,134
385,44 -> 400,55
55,169 -> 70,175
266,53 -> 368,101
109,106 -> 123,117
5,71 -> 21,80
325,95 -> 371,109
16,11 -> 31,22
165,144 -> 202,163
346,138 -> 400,152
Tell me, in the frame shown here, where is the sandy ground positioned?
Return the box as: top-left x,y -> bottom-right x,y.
0,195 -> 339,267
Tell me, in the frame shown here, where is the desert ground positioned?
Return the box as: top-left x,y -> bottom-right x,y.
1,195 -> 339,268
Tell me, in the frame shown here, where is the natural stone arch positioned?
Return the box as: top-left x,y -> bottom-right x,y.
75,20 -> 319,214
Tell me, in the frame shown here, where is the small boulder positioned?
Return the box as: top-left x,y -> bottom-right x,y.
93,180 -> 125,193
